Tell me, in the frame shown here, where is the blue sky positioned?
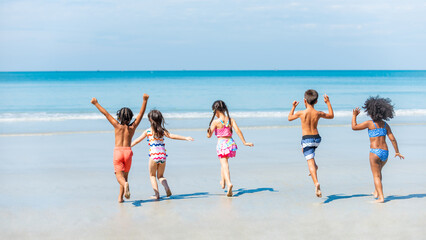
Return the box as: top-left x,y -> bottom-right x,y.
0,0 -> 425,71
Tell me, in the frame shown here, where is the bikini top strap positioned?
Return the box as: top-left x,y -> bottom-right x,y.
384,122 -> 387,128
372,121 -> 377,129
219,118 -> 229,127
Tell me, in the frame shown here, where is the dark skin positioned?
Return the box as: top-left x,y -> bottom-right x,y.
91,93 -> 149,203
352,107 -> 404,203
91,94 -> 149,147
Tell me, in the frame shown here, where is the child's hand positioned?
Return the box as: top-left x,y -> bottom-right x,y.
353,107 -> 360,116
186,137 -> 194,141
395,153 -> 405,159
292,101 -> 299,108
244,142 -> 254,147
91,98 -> 98,105
143,94 -> 149,101
324,94 -> 330,104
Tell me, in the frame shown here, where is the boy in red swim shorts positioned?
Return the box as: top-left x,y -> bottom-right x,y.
91,93 -> 149,203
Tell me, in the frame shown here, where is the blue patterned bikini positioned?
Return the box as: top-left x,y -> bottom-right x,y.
368,121 -> 388,161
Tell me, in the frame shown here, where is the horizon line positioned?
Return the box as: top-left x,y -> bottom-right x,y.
1,69 -> 426,73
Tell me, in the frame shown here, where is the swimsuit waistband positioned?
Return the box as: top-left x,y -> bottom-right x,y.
302,134 -> 321,140
114,147 -> 132,150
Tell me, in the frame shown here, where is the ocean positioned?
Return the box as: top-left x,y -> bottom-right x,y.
1,70 -> 426,134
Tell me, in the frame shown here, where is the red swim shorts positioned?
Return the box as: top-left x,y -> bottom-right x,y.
113,147 -> 133,173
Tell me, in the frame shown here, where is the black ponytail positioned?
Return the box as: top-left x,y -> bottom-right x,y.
208,100 -> 232,133
116,107 -> 134,126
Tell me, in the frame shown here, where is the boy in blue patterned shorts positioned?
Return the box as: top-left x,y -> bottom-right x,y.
288,89 -> 334,197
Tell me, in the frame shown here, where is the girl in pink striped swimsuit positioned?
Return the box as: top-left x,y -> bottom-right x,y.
207,100 -> 254,197
132,110 -> 194,200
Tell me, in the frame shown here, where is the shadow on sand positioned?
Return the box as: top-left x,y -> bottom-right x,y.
232,187 -> 276,197
384,193 -> 426,203
323,194 -> 370,204
131,192 -> 210,207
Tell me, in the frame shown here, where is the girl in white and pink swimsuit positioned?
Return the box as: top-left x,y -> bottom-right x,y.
132,110 -> 194,200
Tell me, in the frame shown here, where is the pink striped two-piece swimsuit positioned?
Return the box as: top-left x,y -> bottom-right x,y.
215,118 -> 238,158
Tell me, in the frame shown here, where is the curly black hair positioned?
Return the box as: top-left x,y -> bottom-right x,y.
363,96 -> 394,122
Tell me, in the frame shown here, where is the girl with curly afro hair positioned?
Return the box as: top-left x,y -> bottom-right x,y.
351,96 -> 404,203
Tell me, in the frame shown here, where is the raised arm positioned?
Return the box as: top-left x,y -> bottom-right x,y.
231,118 -> 253,146
319,94 -> 334,119
165,132 -> 194,141
386,125 -> 404,159
91,98 -> 119,127
207,120 -> 217,138
132,94 -> 149,129
351,107 -> 369,130
288,101 -> 301,121
131,130 -> 148,147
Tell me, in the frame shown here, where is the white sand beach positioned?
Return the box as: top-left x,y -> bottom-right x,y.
0,124 -> 425,239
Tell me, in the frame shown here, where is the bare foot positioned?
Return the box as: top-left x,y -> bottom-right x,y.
315,183 -> 322,198
166,188 -> 172,197
309,165 -> 319,176
150,195 -> 160,200
227,184 -> 233,197
118,198 -> 124,203
124,182 -> 130,199
220,181 -> 225,189
372,191 -> 378,198
375,198 -> 384,203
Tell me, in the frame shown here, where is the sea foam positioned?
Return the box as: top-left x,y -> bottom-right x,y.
1,109 -> 426,122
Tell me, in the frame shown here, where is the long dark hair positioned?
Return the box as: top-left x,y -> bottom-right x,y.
207,100 -> 232,133
116,107 -> 134,126
148,110 -> 169,138
363,96 -> 395,122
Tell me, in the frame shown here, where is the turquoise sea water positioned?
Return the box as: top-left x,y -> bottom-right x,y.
1,70 -> 426,134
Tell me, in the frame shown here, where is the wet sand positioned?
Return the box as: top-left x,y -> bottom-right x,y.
0,125 -> 425,239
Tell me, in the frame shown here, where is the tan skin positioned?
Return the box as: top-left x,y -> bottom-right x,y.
131,127 -> 194,199
288,94 -> 334,198
91,94 -> 149,203
207,111 -> 253,197
352,107 -> 404,203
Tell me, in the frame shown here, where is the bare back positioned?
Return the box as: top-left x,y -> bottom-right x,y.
367,121 -> 388,150
115,124 -> 137,147
299,108 -> 322,136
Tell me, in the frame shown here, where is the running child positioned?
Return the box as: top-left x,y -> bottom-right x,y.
91,93 -> 149,203
288,89 -> 334,197
352,96 -> 404,203
207,100 -> 254,197
131,110 -> 194,200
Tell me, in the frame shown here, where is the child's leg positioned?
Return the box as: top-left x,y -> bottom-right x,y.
123,172 -> 130,199
372,160 -> 387,198
156,162 -> 172,197
220,157 -> 233,197
370,153 -> 385,203
149,159 -> 160,199
115,171 -> 127,203
220,167 -> 226,189
307,158 -> 322,197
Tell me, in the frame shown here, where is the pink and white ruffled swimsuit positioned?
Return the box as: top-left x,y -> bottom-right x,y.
215,119 -> 238,158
